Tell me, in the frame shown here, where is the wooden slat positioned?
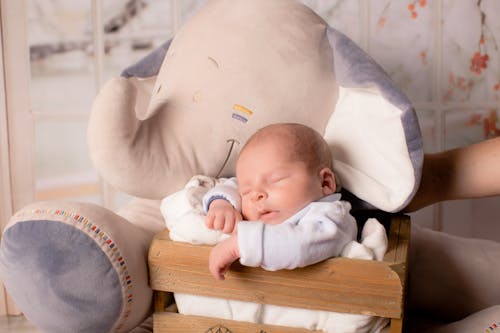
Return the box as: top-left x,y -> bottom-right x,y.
386,216 -> 410,288
154,312 -> 321,333
389,318 -> 403,333
395,216 -> 410,264
383,217 -> 400,263
389,216 -> 410,333
149,216 -> 410,319
154,291 -> 173,312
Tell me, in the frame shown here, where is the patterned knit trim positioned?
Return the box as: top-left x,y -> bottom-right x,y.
484,322 -> 500,333
12,209 -> 133,331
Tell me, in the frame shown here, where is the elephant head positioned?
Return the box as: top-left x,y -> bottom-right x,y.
88,0 -> 422,211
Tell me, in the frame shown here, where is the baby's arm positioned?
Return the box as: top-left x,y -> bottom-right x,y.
209,235 -> 239,280
203,177 -> 242,233
238,199 -> 357,271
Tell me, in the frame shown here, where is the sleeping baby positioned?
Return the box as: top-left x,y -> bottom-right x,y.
202,123 -> 357,279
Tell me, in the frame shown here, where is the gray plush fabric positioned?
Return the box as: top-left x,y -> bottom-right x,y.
0,220 -> 122,333
327,27 -> 423,210
121,40 -> 171,78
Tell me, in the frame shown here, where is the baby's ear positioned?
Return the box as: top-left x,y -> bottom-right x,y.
319,168 -> 336,195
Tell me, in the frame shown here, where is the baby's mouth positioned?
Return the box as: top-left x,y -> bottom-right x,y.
259,210 -> 278,221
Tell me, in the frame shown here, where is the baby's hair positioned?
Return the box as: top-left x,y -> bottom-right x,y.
240,123 -> 341,191
241,123 -> 333,173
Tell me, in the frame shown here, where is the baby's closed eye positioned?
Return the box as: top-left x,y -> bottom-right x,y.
268,174 -> 289,184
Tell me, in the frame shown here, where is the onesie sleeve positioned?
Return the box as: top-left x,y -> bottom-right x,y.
238,200 -> 357,271
202,177 -> 241,212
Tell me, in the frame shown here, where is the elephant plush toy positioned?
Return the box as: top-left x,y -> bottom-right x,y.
1,1 -> 498,332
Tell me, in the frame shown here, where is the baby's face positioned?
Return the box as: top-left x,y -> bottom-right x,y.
236,138 -> 326,225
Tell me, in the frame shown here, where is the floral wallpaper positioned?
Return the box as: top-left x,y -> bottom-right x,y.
301,0 -> 500,151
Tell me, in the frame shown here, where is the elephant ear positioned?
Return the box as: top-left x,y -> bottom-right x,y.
121,40 -> 171,80
324,28 -> 423,212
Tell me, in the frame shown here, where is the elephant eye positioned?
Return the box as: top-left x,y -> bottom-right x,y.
207,56 -> 219,68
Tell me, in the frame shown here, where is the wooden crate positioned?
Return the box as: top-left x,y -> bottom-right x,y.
149,215 -> 410,333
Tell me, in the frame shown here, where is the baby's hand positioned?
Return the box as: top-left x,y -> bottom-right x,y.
205,199 -> 242,234
209,236 -> 240,280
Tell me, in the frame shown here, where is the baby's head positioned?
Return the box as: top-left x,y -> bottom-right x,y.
236,123 -> 337,224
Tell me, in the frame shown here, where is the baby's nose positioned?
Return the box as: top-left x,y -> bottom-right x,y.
251,190 -> 266,201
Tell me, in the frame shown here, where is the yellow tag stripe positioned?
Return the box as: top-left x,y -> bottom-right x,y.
233,104 -> 254,116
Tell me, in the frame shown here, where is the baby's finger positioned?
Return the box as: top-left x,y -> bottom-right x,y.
213,215 -> 225,230
222,218 -> 235,234
205,214 -> 215,229
209,260 -> 225,280
210,265 -> 223,280
216,270 -> 225,280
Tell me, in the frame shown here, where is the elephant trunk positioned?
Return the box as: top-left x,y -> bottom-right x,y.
88,77 -> 161,198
